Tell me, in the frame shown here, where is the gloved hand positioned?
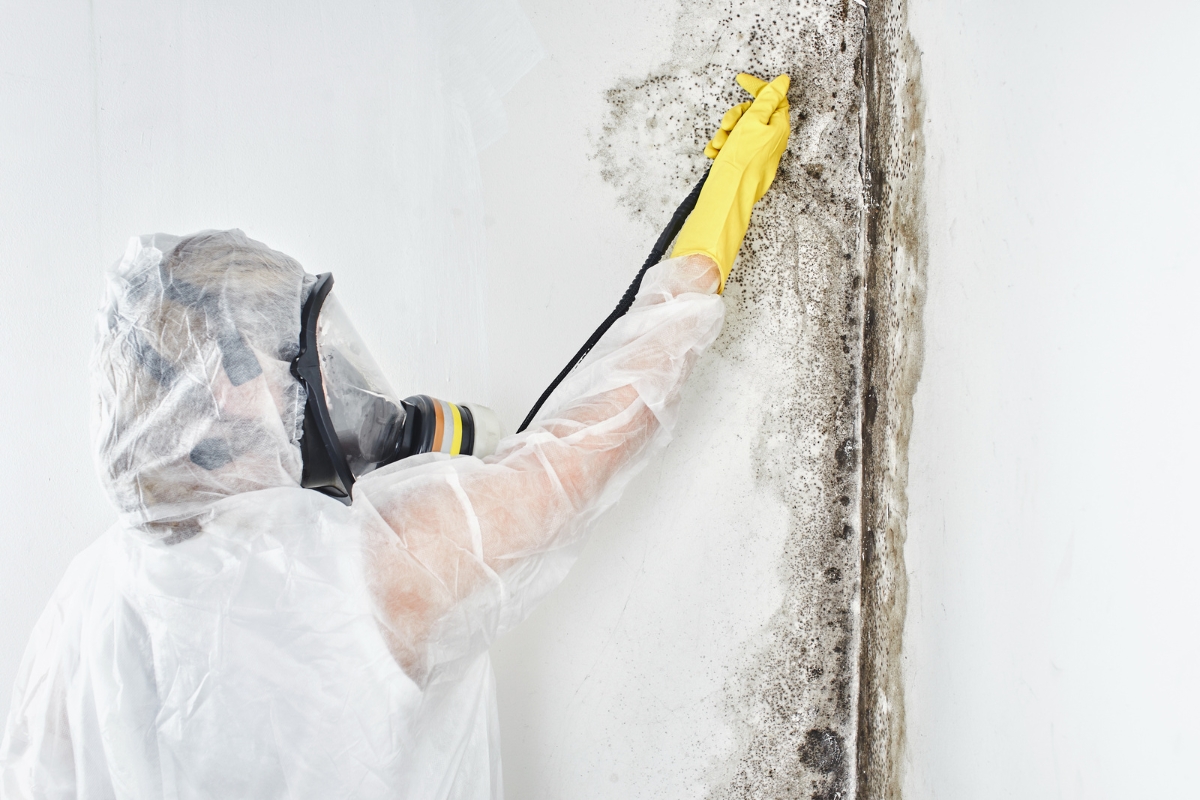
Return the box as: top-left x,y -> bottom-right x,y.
671,73 -> 791,293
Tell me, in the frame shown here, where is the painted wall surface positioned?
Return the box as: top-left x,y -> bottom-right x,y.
0,0 -> 114,732
902,0 -> 1200,796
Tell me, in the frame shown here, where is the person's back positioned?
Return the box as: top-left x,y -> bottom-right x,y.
5,491 -> 421,798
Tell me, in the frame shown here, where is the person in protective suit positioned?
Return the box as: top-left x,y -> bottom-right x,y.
0,74 -> 790,799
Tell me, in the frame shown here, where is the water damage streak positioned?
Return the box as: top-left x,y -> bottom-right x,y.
857,0 -> 926,797
595,0 -> 925,796
597,1 -> 867,797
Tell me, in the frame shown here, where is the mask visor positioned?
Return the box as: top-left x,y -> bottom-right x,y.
313,292 -> 408,477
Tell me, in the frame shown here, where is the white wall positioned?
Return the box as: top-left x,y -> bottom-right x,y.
1,0 -> 115,720
903,0 -> 1200,796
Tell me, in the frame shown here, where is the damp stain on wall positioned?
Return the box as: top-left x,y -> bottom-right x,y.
857,0 -> 927,797
593,0 -> 926,796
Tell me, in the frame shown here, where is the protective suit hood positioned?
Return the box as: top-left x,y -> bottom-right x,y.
92,229 -> 313,539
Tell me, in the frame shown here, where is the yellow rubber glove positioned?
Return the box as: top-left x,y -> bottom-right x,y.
671,73 -> 791,292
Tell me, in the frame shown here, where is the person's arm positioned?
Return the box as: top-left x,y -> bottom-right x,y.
358,255 -> 720,675
357,72 -> 791,678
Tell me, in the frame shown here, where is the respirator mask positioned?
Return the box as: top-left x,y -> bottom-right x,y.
291,273 -> 502,502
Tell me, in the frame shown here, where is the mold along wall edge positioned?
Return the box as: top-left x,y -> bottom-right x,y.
856,0 -> 927,797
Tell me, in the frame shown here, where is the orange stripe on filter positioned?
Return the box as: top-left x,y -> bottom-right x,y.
432,398 -> 445,452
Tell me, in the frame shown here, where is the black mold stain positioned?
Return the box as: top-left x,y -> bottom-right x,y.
596,1 -> 867,798
798,728 -> 845,774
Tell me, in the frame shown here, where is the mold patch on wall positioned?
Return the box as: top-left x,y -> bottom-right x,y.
596,1 -> 869,796
595,0 -> 926,795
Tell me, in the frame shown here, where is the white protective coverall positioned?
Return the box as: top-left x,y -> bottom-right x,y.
0,229 -> 724,799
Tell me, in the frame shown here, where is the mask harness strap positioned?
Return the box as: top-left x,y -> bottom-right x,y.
516,166 -> 711,434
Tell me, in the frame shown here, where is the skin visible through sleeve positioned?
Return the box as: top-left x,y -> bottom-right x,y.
366,255 -> 721,676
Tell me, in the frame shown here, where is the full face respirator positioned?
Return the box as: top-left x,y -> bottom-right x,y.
291,273 -> 502,502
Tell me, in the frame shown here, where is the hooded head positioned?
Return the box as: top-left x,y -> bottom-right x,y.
92,230 -> 314,539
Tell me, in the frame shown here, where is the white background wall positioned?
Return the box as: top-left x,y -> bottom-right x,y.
903,0 -> 1200,796
1,0 -> 118,720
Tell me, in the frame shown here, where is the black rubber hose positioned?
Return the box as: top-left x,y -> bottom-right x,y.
516,166 -> 711,434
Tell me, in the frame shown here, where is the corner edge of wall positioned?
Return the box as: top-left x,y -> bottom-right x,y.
856,0 -> 928,796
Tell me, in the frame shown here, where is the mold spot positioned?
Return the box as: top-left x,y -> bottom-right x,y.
834,438 -> 857,470
798,727 -> 845,774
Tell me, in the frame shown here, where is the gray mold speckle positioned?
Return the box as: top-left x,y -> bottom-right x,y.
596,1 -> 869,797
